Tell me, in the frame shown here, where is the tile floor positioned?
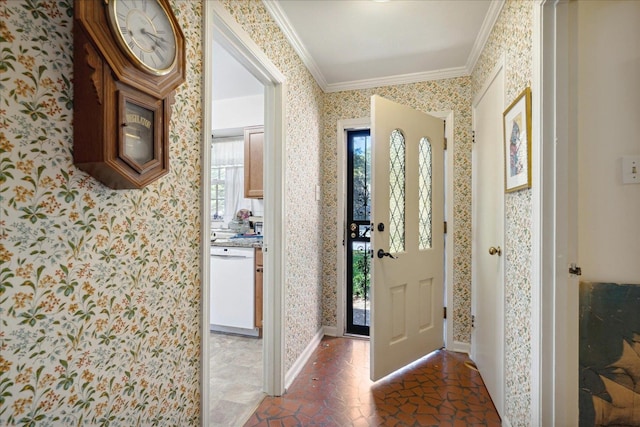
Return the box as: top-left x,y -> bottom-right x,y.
244,336 -> 500,426
209,332 -> 264,427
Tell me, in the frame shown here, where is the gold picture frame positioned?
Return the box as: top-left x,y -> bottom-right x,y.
503,87 -> 532,192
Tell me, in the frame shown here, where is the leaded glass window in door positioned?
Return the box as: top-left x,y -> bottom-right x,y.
389,129 -> 406,254
419,137 -> 433,250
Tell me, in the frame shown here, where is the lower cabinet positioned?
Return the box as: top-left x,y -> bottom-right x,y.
255,248 -> 263,330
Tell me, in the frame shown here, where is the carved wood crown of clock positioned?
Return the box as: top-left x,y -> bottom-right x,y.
72,0 -> 186,189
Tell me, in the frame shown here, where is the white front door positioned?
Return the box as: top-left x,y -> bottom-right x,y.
370,95 -> 444,381
471,64 -> 504,416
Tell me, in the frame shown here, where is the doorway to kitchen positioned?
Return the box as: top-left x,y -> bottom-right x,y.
208,39 -> 265,426
203,2 -> 287,425
345,129 -> 372,336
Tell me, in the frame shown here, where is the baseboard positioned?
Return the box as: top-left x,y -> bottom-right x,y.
323,325 -> 338,337
284,327 -> 324,389
448,340 -> 471,355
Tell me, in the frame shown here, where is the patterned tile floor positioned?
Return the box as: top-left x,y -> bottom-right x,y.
209,332 -> 264,427
244,336 -> 500,426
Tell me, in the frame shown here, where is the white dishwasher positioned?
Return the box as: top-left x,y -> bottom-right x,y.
210,246 -> 258,336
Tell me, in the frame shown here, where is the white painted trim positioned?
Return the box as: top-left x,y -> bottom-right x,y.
323,326 -> 338,337
538,1 -> 579,425
471,54 -> 505,107
530,1 -> 544,425
262,0 -> 327,90
200,3 -> 214,424
538,2 -> 556,421
466,0 -> 505,74
262,63 -> 288,399
336,118 -> 370,338
203,5 -> 288,419
471,53 -> 506,418
212,2 -> 285,84
432,110 -> 455,353
285,327 -> 325,389
325,67 -> 468,93
450,341 -> 471,355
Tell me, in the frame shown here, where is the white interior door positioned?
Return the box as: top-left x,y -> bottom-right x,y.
471,65 -> 504,416
370,95 -> 444,381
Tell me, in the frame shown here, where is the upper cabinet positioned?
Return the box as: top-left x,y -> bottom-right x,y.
244,126 -> 264,199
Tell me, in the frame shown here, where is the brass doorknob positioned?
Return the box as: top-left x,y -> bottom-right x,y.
488,246 -> 502,256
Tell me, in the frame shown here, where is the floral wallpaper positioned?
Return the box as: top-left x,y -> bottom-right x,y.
471,0 -> 534,425
321,78 -> 474,344
1,0 -> 203,425
218,0 -> 325,372
0,0 -> 538,424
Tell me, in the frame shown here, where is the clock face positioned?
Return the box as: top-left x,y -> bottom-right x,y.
108,0 -> 178,75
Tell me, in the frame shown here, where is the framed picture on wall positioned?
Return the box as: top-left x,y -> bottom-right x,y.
503,87 -> 532,192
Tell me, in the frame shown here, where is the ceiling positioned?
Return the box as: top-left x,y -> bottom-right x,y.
213,0 -> 504,99
212,40 -> 264,101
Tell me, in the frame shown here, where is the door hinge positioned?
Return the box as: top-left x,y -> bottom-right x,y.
444,221 -> 447,234
569,263 -> 582,276
444,137 -> 448,151
472,130 -> 476,144
471,315 -> 475,328
443,307 -> 447,319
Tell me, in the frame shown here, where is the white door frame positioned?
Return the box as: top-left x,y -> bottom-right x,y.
334,111 -> 454,351
202,1 -> 287,424
470,55 -> 505,420
534,0 -> 578,425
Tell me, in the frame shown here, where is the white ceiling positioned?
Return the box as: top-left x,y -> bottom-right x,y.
213,0 -> 504,98
212,40 -> 264,100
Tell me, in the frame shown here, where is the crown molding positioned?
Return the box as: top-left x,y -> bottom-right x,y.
264,0 -> 504,93
466,0 -> 505,74
262,0 -> 328,91
325,67 -> 469,93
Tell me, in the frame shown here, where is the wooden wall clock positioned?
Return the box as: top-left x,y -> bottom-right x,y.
73,0 -> 185,189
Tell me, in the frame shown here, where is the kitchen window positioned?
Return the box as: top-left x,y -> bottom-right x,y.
211,137 -> 251,226
211,166 -> 226,220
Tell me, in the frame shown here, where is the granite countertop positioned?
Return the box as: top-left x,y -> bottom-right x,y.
211,237 -> 263,248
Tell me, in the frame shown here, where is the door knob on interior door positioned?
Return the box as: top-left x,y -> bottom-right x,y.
488,246 -> 502,256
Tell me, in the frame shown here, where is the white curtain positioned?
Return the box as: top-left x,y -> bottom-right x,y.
212,138 -> 243,166
211,138 -> 251,225
223,166 -> 250,224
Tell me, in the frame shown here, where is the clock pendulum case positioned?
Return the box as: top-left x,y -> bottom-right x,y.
73,0 -> 185,189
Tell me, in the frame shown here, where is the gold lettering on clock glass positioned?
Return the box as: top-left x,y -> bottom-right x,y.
124,101 -> 154,164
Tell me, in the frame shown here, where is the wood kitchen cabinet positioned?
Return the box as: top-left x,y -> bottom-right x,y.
244,126 -> 264,198
255,247 -> 263,330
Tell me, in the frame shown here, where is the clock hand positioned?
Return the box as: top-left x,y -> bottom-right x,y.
140,28 -> 167,43
140,28 -> 169,53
